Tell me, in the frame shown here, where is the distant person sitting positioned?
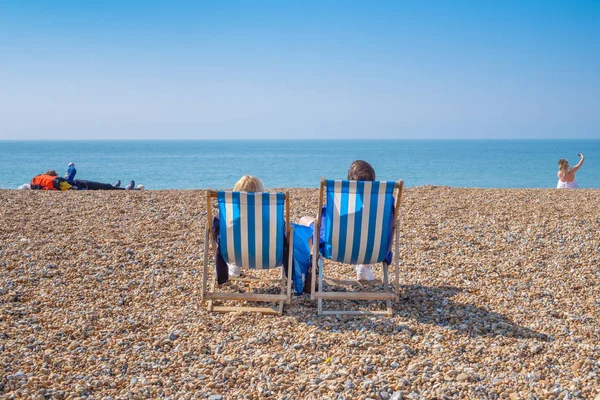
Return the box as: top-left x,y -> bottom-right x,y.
557,154 -> 584,189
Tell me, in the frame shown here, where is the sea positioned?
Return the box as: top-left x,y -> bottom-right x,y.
1,140 -> 599,190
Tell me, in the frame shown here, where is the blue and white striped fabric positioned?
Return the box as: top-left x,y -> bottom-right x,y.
217,191 -> 285,270
323,180 -> 395,264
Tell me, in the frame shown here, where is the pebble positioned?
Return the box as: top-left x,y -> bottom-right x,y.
456,373 -> 470,382
362,379 -> 374,390
1,188 -> 600,399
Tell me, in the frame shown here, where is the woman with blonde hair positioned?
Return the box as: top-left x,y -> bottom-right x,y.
233,175 -> 265,192
557,154 -> 584,189
213,175 -> 267,282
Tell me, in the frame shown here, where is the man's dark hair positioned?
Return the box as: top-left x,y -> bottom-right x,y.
347,160 -> 376,181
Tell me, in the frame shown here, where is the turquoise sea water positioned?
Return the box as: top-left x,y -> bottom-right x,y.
1,140 -> 599,190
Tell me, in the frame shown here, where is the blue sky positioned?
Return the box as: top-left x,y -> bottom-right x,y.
1,1 -> 599,139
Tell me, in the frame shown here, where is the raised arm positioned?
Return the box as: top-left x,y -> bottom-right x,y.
570,154 -> 584,173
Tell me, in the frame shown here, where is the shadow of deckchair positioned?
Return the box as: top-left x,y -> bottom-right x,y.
295,285 -> 550,341
397,285 -> 551,341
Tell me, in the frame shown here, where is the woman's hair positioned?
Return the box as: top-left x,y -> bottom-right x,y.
233,175 -> 265,192
45,170 -> 58,176
347,160 -> 376,181
558,159 -> 569,171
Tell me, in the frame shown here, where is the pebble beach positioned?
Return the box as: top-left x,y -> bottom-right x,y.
1,187 -> 599,399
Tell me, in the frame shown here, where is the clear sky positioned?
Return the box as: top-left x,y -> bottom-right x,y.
1,1 -> 599,140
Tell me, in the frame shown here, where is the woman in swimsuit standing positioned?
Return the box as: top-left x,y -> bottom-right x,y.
557,154 -> 584,189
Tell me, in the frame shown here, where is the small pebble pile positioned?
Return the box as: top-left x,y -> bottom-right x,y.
1,187 -> 599,399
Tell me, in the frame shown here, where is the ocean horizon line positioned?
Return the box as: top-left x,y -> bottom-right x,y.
1,138 -> 599,142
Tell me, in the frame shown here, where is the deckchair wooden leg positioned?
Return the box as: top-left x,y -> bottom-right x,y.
310,227 -> 318,300
383,262 -> 392,316
317,256 -> 324,316
286,228 -> 294,304
277,266 -> 285,315
203,220 -> 217,313
208,269 -> 216,312
202,225 -> 209,302
277,296 -> 284,316
318,298 -> 323,316
394,227 -> 400,303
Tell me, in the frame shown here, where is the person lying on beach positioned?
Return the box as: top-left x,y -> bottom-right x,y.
30,168 -> 137,191
211,175 -> 291,285
557,154 -> 584,189
62,162 -> 138,190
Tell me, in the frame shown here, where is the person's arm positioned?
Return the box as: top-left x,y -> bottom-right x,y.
570,154 -> 584,173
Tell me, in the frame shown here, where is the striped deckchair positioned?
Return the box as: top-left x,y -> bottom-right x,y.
311,178 -> 404,316
202,190 -> 294,315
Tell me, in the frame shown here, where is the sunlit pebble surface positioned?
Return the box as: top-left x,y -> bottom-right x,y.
1,187 -> 600,400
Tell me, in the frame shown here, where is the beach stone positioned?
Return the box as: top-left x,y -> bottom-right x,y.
362,379 -> 374,390
2,188 -> 600,399
529,344 -> 543,354
444,370 -> 458,381
390,391 -> 403,400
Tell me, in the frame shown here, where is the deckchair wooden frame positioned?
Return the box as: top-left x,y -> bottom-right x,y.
202,190 -> 294,316
310,178 -> 404,316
